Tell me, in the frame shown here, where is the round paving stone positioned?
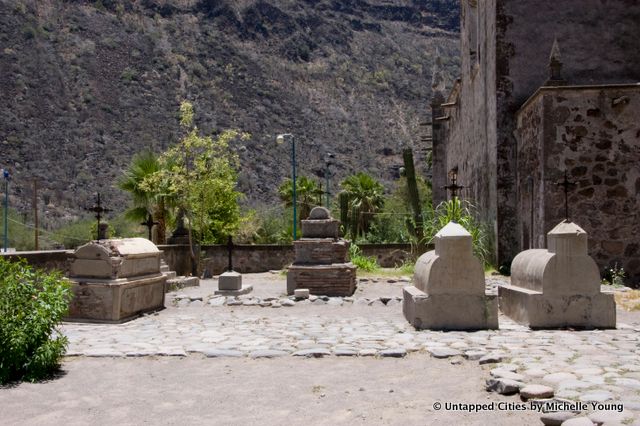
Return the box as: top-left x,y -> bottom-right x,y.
560,417 -> 595,426
520,384 -> 554,400
544,372 -> 578,384
485,378 -> 524,395
578,390 -> 614,403
428,348 -> 462,359
539,411 -> 577,426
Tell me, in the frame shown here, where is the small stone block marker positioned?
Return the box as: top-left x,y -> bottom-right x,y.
499,220 -> 616,328
218,271 -> 242,290
215,271 -> 253,296
294,288 -> 310,299
402,222 -> 498,330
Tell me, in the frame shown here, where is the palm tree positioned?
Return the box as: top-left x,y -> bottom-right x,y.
118,151 -> 169,244
278,176 -> 323,227
341,172 -> 385,239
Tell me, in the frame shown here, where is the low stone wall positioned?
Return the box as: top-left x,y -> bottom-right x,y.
201,245 -> 296,276
162,243 -> 416,277
0,250 -> 72,274
1,244 -> 418,277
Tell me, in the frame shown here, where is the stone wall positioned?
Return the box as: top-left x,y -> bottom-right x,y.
435,0 -> 640,268
435,0 -> 500,262
0,250 -> 71,274
516,84 -> 640,286
162,243 -> 415,277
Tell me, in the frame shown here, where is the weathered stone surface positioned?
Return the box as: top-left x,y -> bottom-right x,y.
379,348 -> 407,358
539,412 -> 576,426
287,263 -> 357,297
403,223 -> 498,330
292,348 -> 331,358
520,384 -> 554,400
249,350 -> 288,359
485,378 -> 524,395
479,354 -> 504,365
294,289 -> 310,299
218,271 -> 242,291
500,221 -> 616,329
203,349 -> 244,358
428,347 -> 462,359
560,417 -> 595,426
67,239 -> 166,323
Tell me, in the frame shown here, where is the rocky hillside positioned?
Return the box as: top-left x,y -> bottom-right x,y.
0,0 -> 459,226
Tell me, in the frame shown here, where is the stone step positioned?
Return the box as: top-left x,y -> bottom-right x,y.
165,276 -> 200,293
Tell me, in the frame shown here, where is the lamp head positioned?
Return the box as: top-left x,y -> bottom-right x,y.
276,133 -> 293,145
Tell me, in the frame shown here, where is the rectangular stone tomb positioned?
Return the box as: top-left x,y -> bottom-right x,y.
499,221 -> 616,329
67,238 -> 166,323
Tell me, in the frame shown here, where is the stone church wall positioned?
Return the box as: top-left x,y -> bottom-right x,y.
516,85 -> 640,286
435,0 -> 640,269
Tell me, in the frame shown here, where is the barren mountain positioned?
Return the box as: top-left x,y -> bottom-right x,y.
0,0 -> 459,225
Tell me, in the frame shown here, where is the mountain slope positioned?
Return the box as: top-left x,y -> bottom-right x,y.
0,0 -> 459,226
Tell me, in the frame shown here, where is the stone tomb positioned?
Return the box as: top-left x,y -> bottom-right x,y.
403,222 -> 498,330
67,238 -> 166,323
287,207 -> 357,297
499,221 -> 616,328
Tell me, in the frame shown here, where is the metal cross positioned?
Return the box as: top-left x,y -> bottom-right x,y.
556,170 -> 576,221
227,235 -> 234,272
443,173 -> 464,199
140,213 -> 159,241
85,193 -> 111,240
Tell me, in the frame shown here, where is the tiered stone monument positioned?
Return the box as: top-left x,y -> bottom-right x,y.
499,221 -> 616,328
403,222 -> 498,330
287,207 -> 357,297
67,238 -> 166,323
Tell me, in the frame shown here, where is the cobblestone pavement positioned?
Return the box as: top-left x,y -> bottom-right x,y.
61,275 -> 640,425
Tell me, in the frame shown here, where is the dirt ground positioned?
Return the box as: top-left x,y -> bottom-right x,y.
1,356 -> 541,426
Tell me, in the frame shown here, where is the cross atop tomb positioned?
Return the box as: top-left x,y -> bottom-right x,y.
443,168 -> 464,199
85,193 -> 111,240
140,213 -> 159,241
556,170 -> 576,221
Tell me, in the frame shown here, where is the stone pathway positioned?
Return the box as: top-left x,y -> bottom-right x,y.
60,276 -> 640,425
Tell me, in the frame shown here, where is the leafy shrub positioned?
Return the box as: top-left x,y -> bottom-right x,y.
602,263 -> 626,287
348,243 -> 379,272
423,199 -> 492,268
0,259 -> 71,384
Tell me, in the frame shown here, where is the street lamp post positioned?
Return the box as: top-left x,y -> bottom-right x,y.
2,169 -> 9,252
277,133 -> 297,240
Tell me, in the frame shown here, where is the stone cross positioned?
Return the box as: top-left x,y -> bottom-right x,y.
140,214 -> 159,241
556,170 -> 576,220
443,172 -> 464,199
85,193 -> 111,240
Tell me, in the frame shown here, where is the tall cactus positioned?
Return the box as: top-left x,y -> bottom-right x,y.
339,190 -> 350,238
402,148 -> 425,252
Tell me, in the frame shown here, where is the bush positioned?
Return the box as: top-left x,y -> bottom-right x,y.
423,199 -> 492,268
348,243 -> 379,272
0,259 -> 71,384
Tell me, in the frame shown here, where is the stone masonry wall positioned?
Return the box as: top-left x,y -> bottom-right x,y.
437,0 -> 640,269
0,250 -> 71,274
517,85 -> 640,286
438,0 -> 499,260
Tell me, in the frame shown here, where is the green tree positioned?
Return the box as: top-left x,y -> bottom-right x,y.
341,172 -> 385,239
118,151 -> 171,244
142,101 -> 247,245
278,176 -> 323,227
